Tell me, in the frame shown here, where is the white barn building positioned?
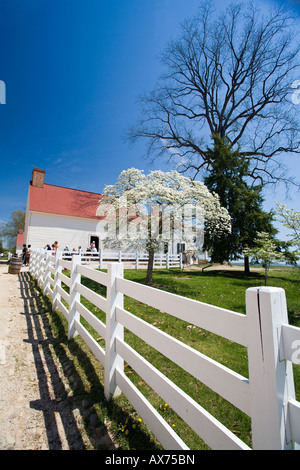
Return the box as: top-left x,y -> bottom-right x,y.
24,168 -> 106,251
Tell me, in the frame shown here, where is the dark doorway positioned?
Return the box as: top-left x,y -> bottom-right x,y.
90,236 -> 99,250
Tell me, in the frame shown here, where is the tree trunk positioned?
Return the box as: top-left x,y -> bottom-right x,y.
244,255 -> 250,274
265,266 -> 268,286
146,246 -> 155,285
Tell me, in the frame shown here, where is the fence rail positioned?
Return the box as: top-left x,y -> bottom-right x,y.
56,249 -> 183,269
29,249 -> 300,450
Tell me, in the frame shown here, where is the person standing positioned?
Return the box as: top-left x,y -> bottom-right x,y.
22,244 -> 27,265
25,245 -> 31,266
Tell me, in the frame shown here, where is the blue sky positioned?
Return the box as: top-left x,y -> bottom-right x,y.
0,0 -> 299,241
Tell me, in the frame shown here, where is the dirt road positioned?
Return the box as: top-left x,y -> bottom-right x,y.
0,263 -> 116,450
0,264 -> 51,449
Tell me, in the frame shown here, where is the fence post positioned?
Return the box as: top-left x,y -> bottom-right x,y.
246,286 -> 296,450
28,249 -> 34,273
35,249 -> 40,282
33,250 -> 38,278
68,254 -> 81,340
136,251 -> 139,270
179,252 -> 183,269
34,250 -> 39,279
104,262 -> 124,400
43,252 -> 51,296
38,249 -> 44,287
99,249 -> 103,270
29,249 -> 35,276
166,253 -> 169,269
53,251 -> 62,311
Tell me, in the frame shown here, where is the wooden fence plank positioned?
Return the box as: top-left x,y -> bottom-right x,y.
57,284 -> 70,305
288,399 -> 300,446
77,264 -> 108,286
57,270 -> 71,287
75,300 -> 106,339
116,306 -> 250,415
55,298 -> 69,321
116,277 -> 247,347
279,324 -> 300,364
116,338 -> 250,450
76,283 -> 107,313
115,368 -> 189,450
74,319 -> 105,366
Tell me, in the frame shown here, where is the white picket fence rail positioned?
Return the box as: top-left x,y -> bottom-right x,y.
29,249 -> 300,450
53,249 -> 183,269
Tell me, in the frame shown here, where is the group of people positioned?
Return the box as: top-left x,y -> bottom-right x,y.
43,241 -> 98,254
44,241 -> 59,251
21,241 -> 99,266
22,244 -> 31,266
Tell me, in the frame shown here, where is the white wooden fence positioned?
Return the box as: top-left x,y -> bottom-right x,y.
59,249 -> 182,269
29,249 -> 300,450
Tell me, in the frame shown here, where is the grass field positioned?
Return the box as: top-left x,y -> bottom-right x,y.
44,265 -> 300,450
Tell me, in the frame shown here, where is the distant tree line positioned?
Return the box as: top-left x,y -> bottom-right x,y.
0,209 -> 25,252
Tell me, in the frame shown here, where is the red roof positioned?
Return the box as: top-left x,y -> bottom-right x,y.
29,183 -> 104,220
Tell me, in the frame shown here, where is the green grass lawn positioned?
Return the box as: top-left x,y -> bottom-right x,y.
47,265 -> 300,450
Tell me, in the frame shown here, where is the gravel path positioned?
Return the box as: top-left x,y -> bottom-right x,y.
0,263 -> 117,450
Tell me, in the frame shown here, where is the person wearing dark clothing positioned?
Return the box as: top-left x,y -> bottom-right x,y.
25,245 -> 31,266
22,244 -> 27,265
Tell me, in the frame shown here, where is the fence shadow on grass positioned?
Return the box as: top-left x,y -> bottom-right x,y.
18,271 -> 160,451
18,271 -> 117,450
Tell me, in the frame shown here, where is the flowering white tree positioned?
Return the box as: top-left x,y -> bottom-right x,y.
275,203 -> 300,251
97,168 -> 231,284
244,232 -> 284,286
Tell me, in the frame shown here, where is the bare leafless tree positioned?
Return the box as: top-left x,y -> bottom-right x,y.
129,1 -> 300,187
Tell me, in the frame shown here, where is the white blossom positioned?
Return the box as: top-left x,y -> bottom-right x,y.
97,168 -> 231,252
275,202 -> 300,250
243,232 -> 285,285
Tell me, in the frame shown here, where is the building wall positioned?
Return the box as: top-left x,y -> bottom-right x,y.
24,211 -> 204,257
25,212 -> 106,251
